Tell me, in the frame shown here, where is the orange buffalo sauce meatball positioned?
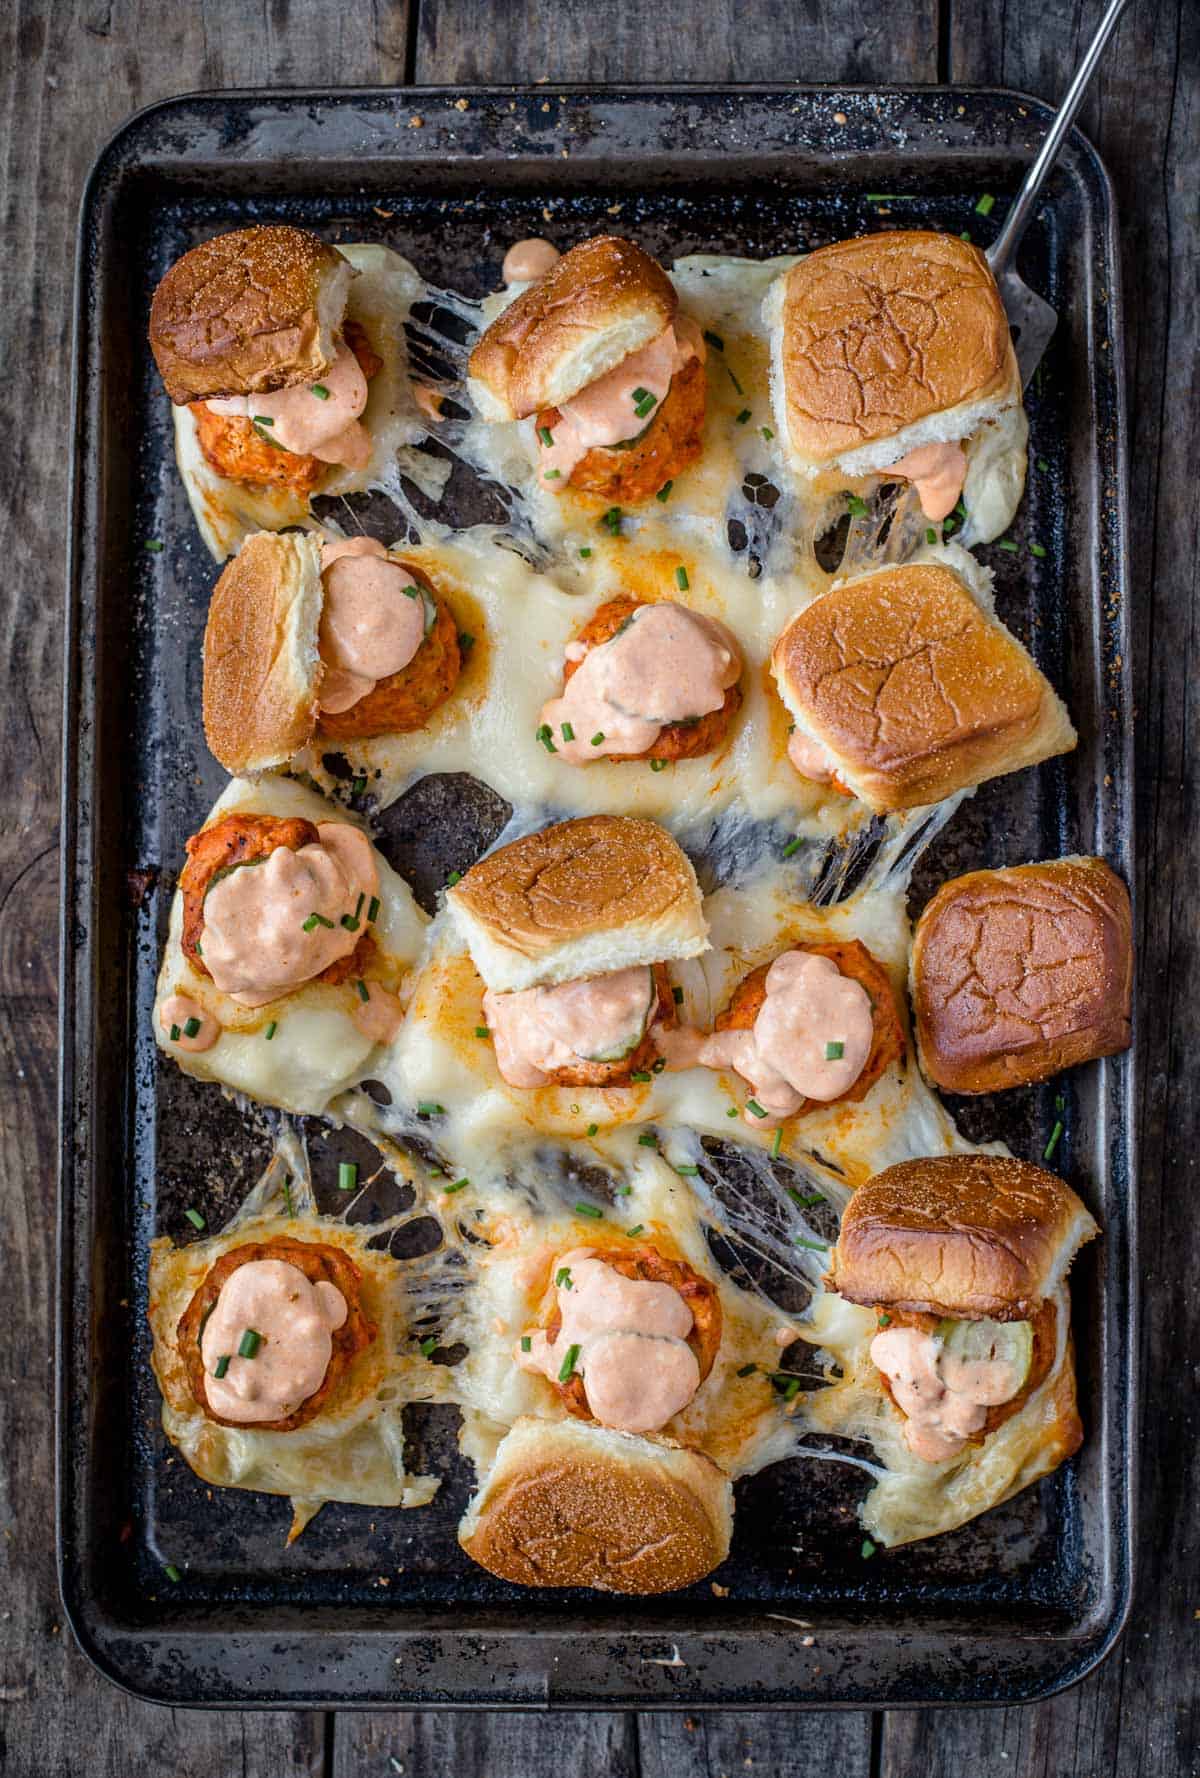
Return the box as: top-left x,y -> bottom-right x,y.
316,565 -> 463,743
537,354 -> 707,505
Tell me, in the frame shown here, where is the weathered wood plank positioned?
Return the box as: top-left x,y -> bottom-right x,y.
637,1710 -> 875,1778
333,1710 -> 639,1777
415,0 -> 938,85
883,0 -> 1200,1771
0,3 -> 408,1774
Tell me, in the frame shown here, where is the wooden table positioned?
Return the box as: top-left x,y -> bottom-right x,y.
3,2 -> 1195,1772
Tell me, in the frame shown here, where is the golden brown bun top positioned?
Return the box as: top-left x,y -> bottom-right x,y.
828,1154 -> 1097,1321
450,814 -> 700,963
149,225 -> 349,404
468,235 -> 678,419
776,231 -> 1011,462
460,1419 -> 730,1594
912,857 -> 1133,1094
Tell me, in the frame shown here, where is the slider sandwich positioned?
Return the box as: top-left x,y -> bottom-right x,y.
826,1154 -> 1097,1515
764,230 -> 1027,542
468,235 -> 708,505
202,530 -> 464,773
771,560 -> 1076,811
149,224 -> 423,560
912,856 -> 1132,1094
447,814 -> 708,1090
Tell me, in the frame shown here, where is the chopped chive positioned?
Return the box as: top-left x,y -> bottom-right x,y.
975,193 -> 996,216
761,426 -> 775,441
793,1236 -> 828,1252
521,1335 -> 532,1352
782,1377 -> 801,1402
781,836 -> 802,858
579,546 -> 593,559
341,913 -> 360,931
638,1133 -> 658,1148
726,1106 -> 739,1118
338,1162 -> 358,1192
954,498 -> 967,519
561,722 -> 575,742
1030,542 -> 1048,559
601,506 -> 622,534
1055,1093 -> 1066,1113
282,1175 -> 294,1217
825,1040 -> 845,1060
626,1224 -> 645,1237
925,527 -> 937,545
475,1026 -> 490,1039
672,986 -> 684,1004
536,722 -> 558,753
558,1343 -> 581,1382
590,731 -> 605,746
213,1355 -> 230,1379
1043,1120 -> 1064,1162
630,1068 -> 653,1081
996,538 -> 1018,552
631,386 -> 651,404
538,425 -> 554,447
737,1363 -> 758,1379
446,870 -> 462,887
735,408 -> 751,425
183,1016 -> 201,1039
1036,457 -> 1049,472
264,1020 -> 277,1041
727,367 -> 743,395
252,414 -> 274,426
674,1164 -> 700,1177
184,1207 -> 206,1231
771,1128 -> 783,1159
746,1100 -> 768,1119
144,539 -> 164,553
703,330 -> 724,352
303,911 -> 334,931
367,896 -> 380,922
846,494 -> 869,517
355,979 -> 369,1003
417,1101 -> 445,1117
634,396 -> 657,420
675,565 -> 689,590
960,230 -> 972,242
586,1122 -> 599,1137
419,1335 -> 437,1357
352,776 -> 367,796
615,1183 -> 632,1196
877,1312 -> 892,1328
444,1177 -> 469,1194
649,759 -> 667,773
942,517 -> 955,534
861,1538 -> 877,1559
458,632 -> 475,653
164,1564 -> 182,1583
575,1201 -> 603,1219
238,1329 -> 262,1359
789,1190 -> 826,1209
311,383 -> 330,399
543,468 -> 562,479
656,480 -> 674,503
169,1024 -> 181,1043
555,1266 -> 573,1290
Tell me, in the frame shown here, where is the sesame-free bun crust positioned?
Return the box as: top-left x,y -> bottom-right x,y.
468,235 -> 678,421
772,561 -> 1076,812
829,1154 -> 1098,1321
913,856 -> 1133,1094
767,231 -> 1017,474
202,531 -> 324,774
459,1417 -> 732,1593
150,225 -> 353,405
447,814 -> 709,992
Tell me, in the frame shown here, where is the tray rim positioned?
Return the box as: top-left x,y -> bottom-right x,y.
58,80 -> 1137,1711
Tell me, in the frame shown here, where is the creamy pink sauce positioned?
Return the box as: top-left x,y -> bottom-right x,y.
540,602 -> 740,762
200,821 -> 378,1009
199,1257 -> 348,1424
159,992 -> 221,1053
870,1324 -> 1026,1463
206,336 -> 370,468
786,727 -> 839,784
350,980 -> 405,1044
516,1249 -> 700,1433
697,950 -> 874,1125
537,318 -> 704,488
886,440 -> 968,521
483,967 -> 655,1088
317,535 -> 425,715
502,238 -> 561,284
413,382 -> 445,424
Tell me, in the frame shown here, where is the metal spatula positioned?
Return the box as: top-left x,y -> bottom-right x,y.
839,0 -> 1130,572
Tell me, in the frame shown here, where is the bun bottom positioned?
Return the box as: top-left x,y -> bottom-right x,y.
459,1417 -> 732,1593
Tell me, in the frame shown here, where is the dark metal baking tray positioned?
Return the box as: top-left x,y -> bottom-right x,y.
59,85 -> 1135,1709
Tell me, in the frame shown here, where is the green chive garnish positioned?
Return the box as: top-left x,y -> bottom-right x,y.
575,1202 -> 603,1219
782,1377 -> 801,1402
420,1335 -> 437,1357
183,1016 -> 201,1039
446,870 -> 461,887
341,913 -> 360,931
631,386 -> 651,404
458,632 -> 475,652
704,330 -> 724,352
521,1335 -> 532,1352
302,912 -> 334,931
771,1129 -> 782,1159
544,468 -> 562,479
615,1184 -> 632,1196
417,1101 -> 445,1117
735,408 -> 751,425
238,1329 -> 262,1359
311,383 -> 330,399
579,546 -> 592,558
726,1106 -> 739,1118
351,775 -> 366,796
789,1190 -> 825,1209
1044,1120 -> 1064,1162
1031,542 -> 1048,559
846,494 -> 869,517
861,1538 -> 877,1558
164,1564 -> 182,1583
561,722 -> 575,742
672,986 -> 684,1004
674,1164 -> 699,1177
727,367 -> 743,395
629,1069 -> 652,1082
475,1026 -> 490,1039
558,1343 -> 581,1382
264,1020 -> 277,1041
781,836 -> 802,858
282,1175 -> 294,1217
536,723 -> 557,752
590,731 -> 605,746
169,1024 -> 181,1043
213,1355 -> 230,1379
538,426 -> 554,447
925,527 -> 937,545
761,427 -> 774,441
144,539 -> 164,553
355,979 -> 369,1003
975,193 -> 995,216
825,1040 -> 845,1060
1037,457 -> 1049,472
877,1313 -> 892,1328
737,1363 -> 757,1378
252,415 -> 274,426
649,759 -> 667,774
675,565 -> 689,590
555,1267 -> 573,1289
638,1133 -> 658,1148
746,1100 -> 768,1118
338,1162 -> 357,1192
626,1224 -> 645,1237
184,1207 -> 205,1231
601,507 -> 622,534
444,1177 -> 469,1194
656,480 -> 673,502
586,1123 -> 598,1137
997,539 -> 1018,552
368,896 -> 380,922
793,1236 -> 828,1252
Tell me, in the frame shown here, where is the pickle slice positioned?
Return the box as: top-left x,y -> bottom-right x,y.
936,1317 -> 1034,1395
580,968 -> 656,1063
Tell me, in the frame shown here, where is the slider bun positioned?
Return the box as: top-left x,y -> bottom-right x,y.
448,814 -> 709,992
829,1154 -> 1098,1321
150,225 -> 354,405
771,560 -> 1076,812
913,856 -> 1133,1093
765,230 -> 1019,477
203,531 -> 324,775
459,1417 -> 732,1594
468,235 -> 678,421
